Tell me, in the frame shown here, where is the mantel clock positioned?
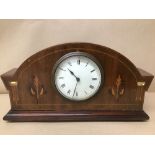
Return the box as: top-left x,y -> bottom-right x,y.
1,43 -> 154,121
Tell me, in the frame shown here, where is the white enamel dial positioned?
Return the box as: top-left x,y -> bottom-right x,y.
54,52 -> 102,101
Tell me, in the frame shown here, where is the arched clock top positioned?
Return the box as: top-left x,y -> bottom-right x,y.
15,42 -> 143,81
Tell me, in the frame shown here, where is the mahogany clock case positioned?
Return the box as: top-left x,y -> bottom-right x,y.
1,42 -> 154,122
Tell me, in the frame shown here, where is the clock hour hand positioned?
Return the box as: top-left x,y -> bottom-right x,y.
67,68 -> 80,82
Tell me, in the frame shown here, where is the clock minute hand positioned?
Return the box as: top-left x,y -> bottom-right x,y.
72,82 -> 78,97
67,68 -> 80,82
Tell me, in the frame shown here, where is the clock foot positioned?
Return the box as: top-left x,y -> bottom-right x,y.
3,110 -> 149,122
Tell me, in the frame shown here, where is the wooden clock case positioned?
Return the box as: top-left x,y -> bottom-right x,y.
1,43 -> 154,122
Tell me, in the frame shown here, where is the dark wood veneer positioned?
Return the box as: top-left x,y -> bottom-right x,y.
1,42 -> 154,122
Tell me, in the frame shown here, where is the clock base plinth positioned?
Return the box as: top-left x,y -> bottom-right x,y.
3,110 -> 149,122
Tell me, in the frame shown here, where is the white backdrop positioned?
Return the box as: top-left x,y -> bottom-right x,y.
0,19 -> 155,93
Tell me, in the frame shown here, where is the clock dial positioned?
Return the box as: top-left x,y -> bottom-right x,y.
53,52 -> 103,101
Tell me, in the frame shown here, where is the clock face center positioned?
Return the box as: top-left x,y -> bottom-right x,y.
53,52 -> 103,101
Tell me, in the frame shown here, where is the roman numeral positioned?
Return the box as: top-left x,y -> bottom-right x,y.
90,69 -> 95,73
84,91 -> 87,95
76,92 -> 78,96
59,67 -> 66,71
61,84 -> 65,88
89,85 -> 94,89
92,78 -> 97,80
85,62 -> 89,67
67,89 -> 71,94
59,77 -> 64,79
77,59 -> 80,65
68,62 -> 72,66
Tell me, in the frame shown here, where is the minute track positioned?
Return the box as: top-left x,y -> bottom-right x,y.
54,52 -> 102,101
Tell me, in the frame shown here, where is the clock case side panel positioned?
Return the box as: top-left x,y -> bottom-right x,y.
1,68 -> 19,110
138,68 -> 154,91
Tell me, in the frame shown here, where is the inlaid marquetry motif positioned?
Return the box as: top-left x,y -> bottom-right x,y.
9,81 -> 19,104
30,75 -> 45,104
136,81 -> 145,102
111,75 -> 125,100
